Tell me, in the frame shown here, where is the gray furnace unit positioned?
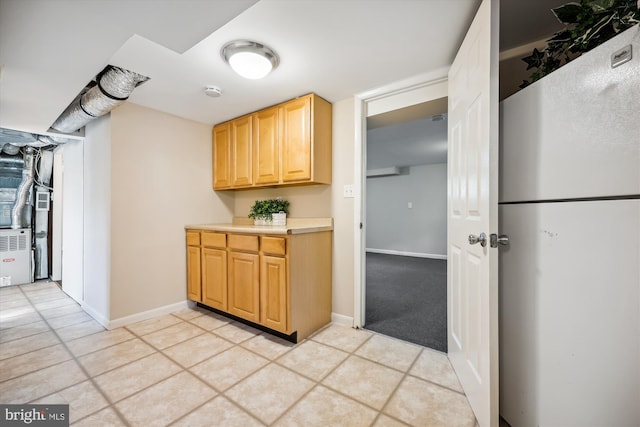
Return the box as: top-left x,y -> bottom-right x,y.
0,228 -> 31,286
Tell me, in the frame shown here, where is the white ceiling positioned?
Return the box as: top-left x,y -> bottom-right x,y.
367,114 -> 448,170
365,0 -> 567,169
0,0 -> 569,153
0,0 -> 483,135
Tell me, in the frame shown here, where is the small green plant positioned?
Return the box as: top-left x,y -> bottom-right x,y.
248,198 -> 290,221
520,0 -> 639,88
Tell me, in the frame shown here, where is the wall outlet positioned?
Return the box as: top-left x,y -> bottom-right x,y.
343,185 -> 354,198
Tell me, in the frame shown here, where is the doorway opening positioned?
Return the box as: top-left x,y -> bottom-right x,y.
363,100 -> 448,352
353,72 -> 449,352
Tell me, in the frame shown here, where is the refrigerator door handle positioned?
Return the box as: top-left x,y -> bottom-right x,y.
490,233 -> 510,248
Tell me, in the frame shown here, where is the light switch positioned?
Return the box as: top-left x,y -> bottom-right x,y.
343,185 -> 354,198
408,202 -> 413,209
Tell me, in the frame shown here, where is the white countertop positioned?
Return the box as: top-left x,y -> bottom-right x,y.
185,218 -> 333,235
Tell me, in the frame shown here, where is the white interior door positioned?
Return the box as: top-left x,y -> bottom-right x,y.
51,148 -> 64,281
60,141 -> 84,304
447,0 -> 499,426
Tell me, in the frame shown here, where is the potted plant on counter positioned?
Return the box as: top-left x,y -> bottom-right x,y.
248,198 -> 290,225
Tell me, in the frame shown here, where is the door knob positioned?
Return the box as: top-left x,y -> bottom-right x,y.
490,233 -> 510,248
468,232 -> 487,247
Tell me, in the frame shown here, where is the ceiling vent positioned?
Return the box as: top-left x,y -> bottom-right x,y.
51,65 -> 149,134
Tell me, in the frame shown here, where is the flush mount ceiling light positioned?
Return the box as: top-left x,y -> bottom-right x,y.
221,40 -> 279,80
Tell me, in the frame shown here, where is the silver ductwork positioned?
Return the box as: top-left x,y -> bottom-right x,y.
51,65 -> 149,133
2,144 -> 21,155
0,128 -> 77,153
34,150 -> 53,279
10,148 -> 34,229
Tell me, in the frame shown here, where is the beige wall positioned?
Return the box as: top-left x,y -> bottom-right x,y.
83,115 -> 112,323
234,185 -> 331,218
82,98 -> 356,324
329,97 -> 356,318
231,98 -> 356,320
108,103 -> 233,320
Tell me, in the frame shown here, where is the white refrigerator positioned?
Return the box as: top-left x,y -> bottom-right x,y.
499,25 -> 640,427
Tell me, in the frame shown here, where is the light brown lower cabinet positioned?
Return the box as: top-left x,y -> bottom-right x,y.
185,229 -> 331,341
227,251 -> 260,323
202,248 -> 227,311
186,232 -> 201,301
260,255 -> 288,332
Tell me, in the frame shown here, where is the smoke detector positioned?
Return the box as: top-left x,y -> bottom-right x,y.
204,86 -> 222,97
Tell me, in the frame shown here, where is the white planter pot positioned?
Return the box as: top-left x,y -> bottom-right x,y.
272,212 -> 287,226
253,218 -> 272,226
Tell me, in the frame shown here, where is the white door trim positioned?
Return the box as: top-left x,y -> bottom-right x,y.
352,67 -> 449,328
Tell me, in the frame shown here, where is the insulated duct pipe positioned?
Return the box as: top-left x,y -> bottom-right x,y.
34,150 -> 54,280
51,65 -> 149,133
11,147 -> 35,229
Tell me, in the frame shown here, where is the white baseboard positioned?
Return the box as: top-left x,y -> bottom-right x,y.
81,302 -> 109,328
366,248 -> 447,260
105,300 -> 190,330
331,312 -> 354,327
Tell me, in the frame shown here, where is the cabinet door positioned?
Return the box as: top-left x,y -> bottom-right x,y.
260,255 -> 288,333
280,96 -> 311,182
187,246 -> 202,301
213,123 -> 231,189
231,115 -> 252,187
202,248 -> 227,311
227,251 -> 260,323
253,107 -> 280,185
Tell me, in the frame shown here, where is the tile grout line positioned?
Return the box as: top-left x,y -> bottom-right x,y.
361,329 -> 470,397
268,327 -> 378,426
166,322 -> 361,426
14,282 -> 133,427
374,344 -> 424,427
6,285 -> 469,426
168,330 -> 269,427
61,298 -> 237,425
126,313 -> 269,426
315,327 -> 412,425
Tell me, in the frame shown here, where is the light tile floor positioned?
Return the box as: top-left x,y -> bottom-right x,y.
0,281 -> 478,426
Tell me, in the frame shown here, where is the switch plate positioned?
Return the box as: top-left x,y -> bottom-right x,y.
343,185 -> 354,198
408,202 -> 413,209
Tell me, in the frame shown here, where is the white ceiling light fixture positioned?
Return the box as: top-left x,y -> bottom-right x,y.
221,40 -> 279,80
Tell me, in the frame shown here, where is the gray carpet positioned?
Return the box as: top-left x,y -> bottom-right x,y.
365,252 -> 447,352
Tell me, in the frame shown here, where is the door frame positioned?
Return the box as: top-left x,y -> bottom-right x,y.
352,67 -> 449,328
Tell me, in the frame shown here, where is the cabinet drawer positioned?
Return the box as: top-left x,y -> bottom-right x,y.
186,231 -> 200,246
202,232 -> 226,248
261,236 -> 286,255
228,234 -> 259,252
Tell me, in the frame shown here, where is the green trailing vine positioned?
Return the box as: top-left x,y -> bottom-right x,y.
521,0 -> 640,88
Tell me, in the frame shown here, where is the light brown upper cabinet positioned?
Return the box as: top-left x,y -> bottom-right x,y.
212,93 -> 332,190
231,115 -> 252,187
280,95 -> 331,183
212,123 -> 231,189
253,106 -> 280,185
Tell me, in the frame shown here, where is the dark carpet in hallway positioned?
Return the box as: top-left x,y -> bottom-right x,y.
365,252 -> 447,352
